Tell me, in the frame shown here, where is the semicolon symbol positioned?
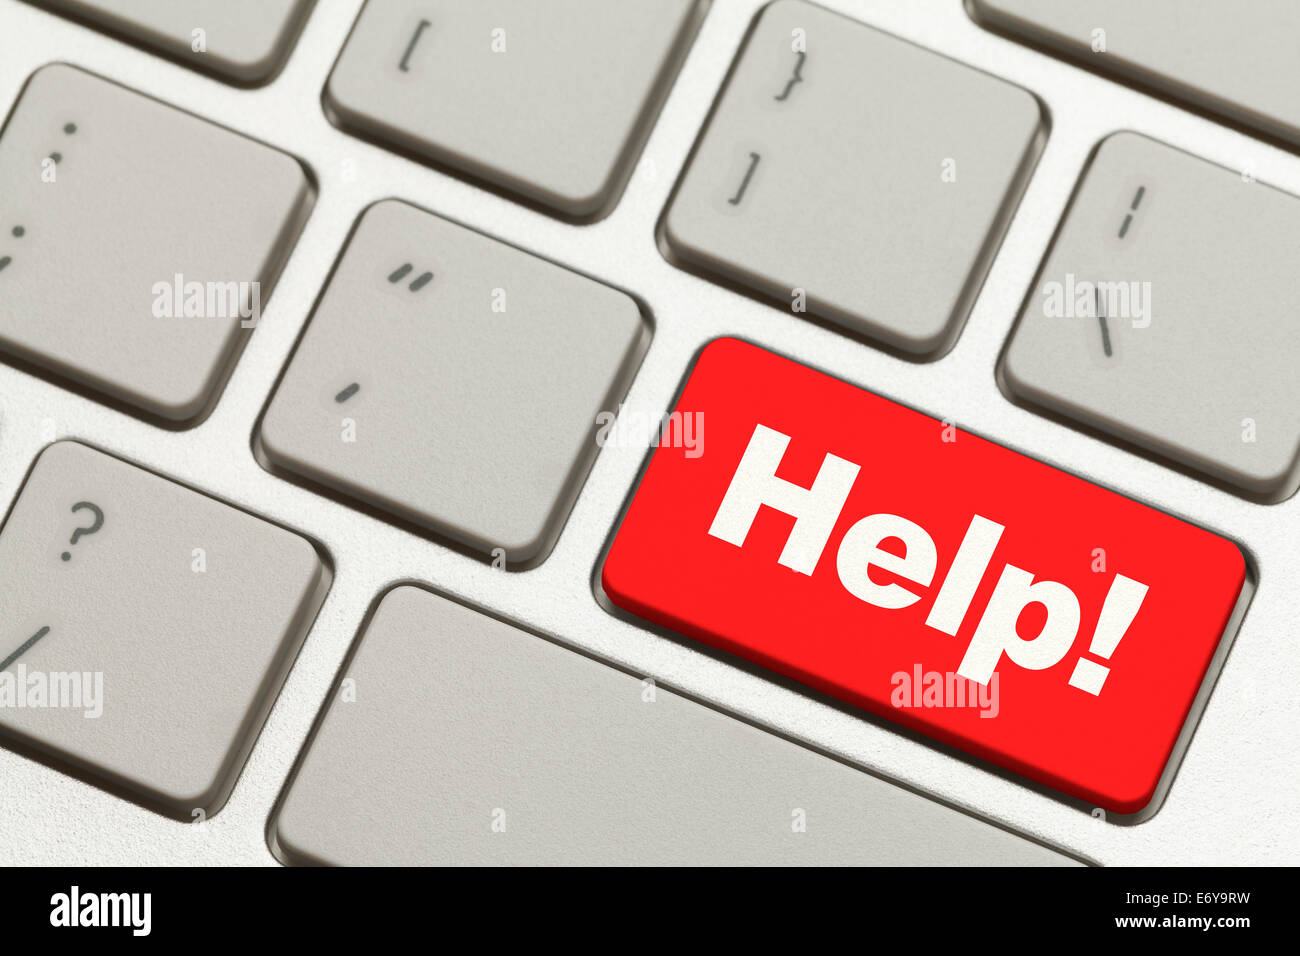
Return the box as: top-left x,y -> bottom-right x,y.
1,626 -> 50,672
399,19 -> 432,72
774,51 -> 806,101
728,152 -> 761,206
389,262 -> 434,291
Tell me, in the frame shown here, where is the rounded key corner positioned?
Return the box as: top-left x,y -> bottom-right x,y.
659,201 -> 705,267
1096,129 -> 1148,149
1007,82 -> 1050,136
490,525 -> 558,572
696,335 -> 758,367
281,523 -> 330,579
1101,781 -> 1160,822
212,33 -> 302,87
883,314 -> 962,361
254,409 -> 296,471
266,804 -> 328,867
29,437 -> 90,467
321,72 -> 364,132
995,338 -> 1041,403
146,384 -> 219,426
539,170 -> 623,222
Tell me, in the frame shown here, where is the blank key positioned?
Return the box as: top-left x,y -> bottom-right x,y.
30,0 -> 314,84
663,0 -> 1044,356
325,0 -> 706,219
258,200 -> 647,566
1003,132 -> 1300,500
0,442 -> 328,818
0,64 -> 312,424
270,585 -> 1082,866
970,0 -> 1300,149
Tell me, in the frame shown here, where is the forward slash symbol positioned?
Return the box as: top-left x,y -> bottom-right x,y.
1,626 -> 50,672
335,383 -> 360,403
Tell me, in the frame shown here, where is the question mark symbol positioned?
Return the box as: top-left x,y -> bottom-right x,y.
61,501 -> 104,561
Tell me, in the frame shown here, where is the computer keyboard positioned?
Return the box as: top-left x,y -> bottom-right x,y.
0,441 -> 327,819
325,0 -> 707,219
663,0 -> 1044,356
270,585 -> 1080,866
969,0 -> 1300,150
0,62 -> 311,424
258,198 -> 648,566
1002,131 -> 1300,501
0,0 -> 1295,868
31,0 -> 314,84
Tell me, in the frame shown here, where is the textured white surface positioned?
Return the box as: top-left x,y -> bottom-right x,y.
0,0 -> 1294,865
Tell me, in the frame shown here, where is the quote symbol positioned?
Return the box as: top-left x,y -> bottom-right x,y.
389,262 -> 434,292
61,501 -> 104,561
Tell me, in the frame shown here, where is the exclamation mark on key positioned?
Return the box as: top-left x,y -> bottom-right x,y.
1069,574 -> 1149,695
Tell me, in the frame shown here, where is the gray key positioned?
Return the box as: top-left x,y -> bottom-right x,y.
663,0 -> 1044,357
0,442 -> 328,818
970,0 -> 1300,148
1003,132 -> 1300,500
270,585 -> 1082,866
0,64 -> 312,424
31,0 -> 313,84
258,200 -> 647,567
324,0 -> 706,219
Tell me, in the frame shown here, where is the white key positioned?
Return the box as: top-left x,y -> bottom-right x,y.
1003,132 -> 1300,500
270,586 -> 1083,866
0,442 -> 328,818
258,199 -> 647,567
970,0 -> 1300,148
0,64 -> 312,424
31,0 -> 313,84
324,0 -> 706,219
663,0 -> 1044,356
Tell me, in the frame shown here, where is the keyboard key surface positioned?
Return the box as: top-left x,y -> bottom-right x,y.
0,65 -> 312,424
970,0 -> 1300,148
663,0 -> 1044,356
258,199 -> 647,566
1003,132 -> 1300,500
0,442 -> 328,817
325,0 -> 705,218
31,0 -> 313,83
601,338 -> 1247,816
270,585 -> 1081,866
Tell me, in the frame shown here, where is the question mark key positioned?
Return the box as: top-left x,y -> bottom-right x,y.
0,441 -> 328,818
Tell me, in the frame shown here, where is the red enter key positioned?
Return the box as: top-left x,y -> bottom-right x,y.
602,338 -> 1248,816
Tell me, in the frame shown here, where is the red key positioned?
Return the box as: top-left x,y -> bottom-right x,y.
602,338 -> 1248,816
